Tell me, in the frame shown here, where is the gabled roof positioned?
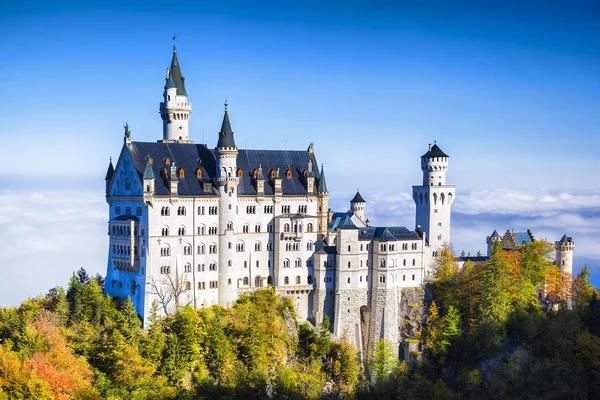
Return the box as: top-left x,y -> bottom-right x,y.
105,159 -> 114,180
124,141 -> 321,197
422,143 -> 448,158
143,159 -> 155,179
318,165 -> 328,193
169,50 -> 187,96
336,214 -> 357,230
377,227 -> 396,242
350,191 -> 365,203
216,109 -> 236,149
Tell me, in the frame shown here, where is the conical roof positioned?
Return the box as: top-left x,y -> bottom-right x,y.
422,143 -> 448,158
105,159 -> 114,180
169,50 -> 187,96
559,234 -> 570,243
318,164 -> 328,193
164,69 -> 176,90
216,109 -> 236,149
490,229 -> 500,238
143,159 -> 155,179
350,191 -> 365,203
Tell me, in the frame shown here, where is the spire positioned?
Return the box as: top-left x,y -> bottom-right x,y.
143,158 -> 155,179
257,164 -> 264,179
318,164 -> 328,193
216,99 -> 236,149
169,42 -> 187,97
422,142 -> 448,158
105,157 -> 114,181
490,229 -> 500,238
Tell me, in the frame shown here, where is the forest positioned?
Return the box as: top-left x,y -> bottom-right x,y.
0,240 -> 599,399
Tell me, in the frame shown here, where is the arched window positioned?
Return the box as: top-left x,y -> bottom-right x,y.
347,277 -> 351,283
284,223 -> 290,233
283,259 -> 290,268
196,169 -> 202,179
348,261 -> 351,269
254,276 -> 262,287
270,169 -> 276,179
237,168 -> 243,178
253,169 -> 258,179
307,223 -> 313,233
186,281 -> 191,290
243,277 -> 249,286
307,275 -> 313,284
286,169 -> 292,179
165,158 -> 171,165
348,245 -> 351,252
412,274 -> 415,280
179,168 -> 185,179
296,276 -> 301,284
284,276 -> 289,285
267,276 -> 273,286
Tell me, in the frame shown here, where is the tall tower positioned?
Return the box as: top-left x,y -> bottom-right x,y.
214,101 -> 239,306
412,142 -> 455,251
350,191 -> 366,222
159,40 -> 192,143
555,234 -> 575,277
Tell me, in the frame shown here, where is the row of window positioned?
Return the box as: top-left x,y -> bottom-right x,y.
111,225 -> 132,236
379,243 -> 418,251
379,274 -> 416,283
115,206 -> 143,216
112,245 -> 137,256
283,223 -> 313,233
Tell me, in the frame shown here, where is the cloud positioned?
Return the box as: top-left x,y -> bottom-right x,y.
0,190 -> 107,306
1,187 -> 600,306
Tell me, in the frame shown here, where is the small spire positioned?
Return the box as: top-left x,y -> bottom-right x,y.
172,33 -> 177,53
318,164 -> 328,193
224,97 -> 228,112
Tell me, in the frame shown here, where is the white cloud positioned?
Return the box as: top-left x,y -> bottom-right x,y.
1,187 -> 600,306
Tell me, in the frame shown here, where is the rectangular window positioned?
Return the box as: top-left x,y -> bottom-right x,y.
125,207 -> 131,215
115,206 -> 121,215
136,207 -> 142,216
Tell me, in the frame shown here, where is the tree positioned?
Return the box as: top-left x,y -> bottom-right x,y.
432,246 -> 456,283
149,271 -> 191,315
76,268 -> 91,285
117,297 -> 141,343
574,265 -> 598,307
369,339 -> 397,387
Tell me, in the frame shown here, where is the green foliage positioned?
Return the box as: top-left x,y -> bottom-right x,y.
369,339 -> 397,387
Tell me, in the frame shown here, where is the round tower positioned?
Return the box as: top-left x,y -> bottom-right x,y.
555,234 -> 575,276
413,142 -> 455,253
159,41 -> 192,143
214,101 -> 239,306
350,190 -> 366,222
421,141 -> 448,186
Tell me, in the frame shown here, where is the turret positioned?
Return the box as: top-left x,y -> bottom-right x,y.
317,164 -> 330,239
413,142 -> 455,253
350,191 -> 366,222
143,157 -> 155,195
159,39 -> 193,143
486,230 -> 500,256
555,234 -> 575,276
421,141 -> 449,186
214,100 -> 239,306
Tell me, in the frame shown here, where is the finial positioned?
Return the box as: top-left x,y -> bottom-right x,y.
123,122 -> 131,139
224,97 -> 228,112
434,139 -> 437,144
428,143 -> 432,151
109,156 -> 112,164
172,34 -> 177,53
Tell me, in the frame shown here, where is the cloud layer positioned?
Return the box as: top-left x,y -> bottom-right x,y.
1,188 -> 599,306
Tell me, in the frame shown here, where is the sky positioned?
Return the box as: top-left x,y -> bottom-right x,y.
0,0 -> 599,304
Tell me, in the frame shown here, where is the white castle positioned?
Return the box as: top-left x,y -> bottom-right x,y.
104,45 -> 574,358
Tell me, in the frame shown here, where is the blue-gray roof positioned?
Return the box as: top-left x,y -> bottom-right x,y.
125,141 -> 321,197
143,159 -> 155,179
514,232 -> 533,246
169,51 -> 187,96
350,191 -> 365,203
105,159 -> 114,180
216,110 -> 236,149
164,70 -> 176,90
422,143 -> 448,158
318,165 -> 328,193
490,229 -> 500,238
358,226 -> 421,241
328,212 -> 355,231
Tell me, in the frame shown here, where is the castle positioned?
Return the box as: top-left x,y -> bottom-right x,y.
104,44 -> 574,358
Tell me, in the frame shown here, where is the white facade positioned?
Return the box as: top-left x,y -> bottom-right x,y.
104,46 -> 454,362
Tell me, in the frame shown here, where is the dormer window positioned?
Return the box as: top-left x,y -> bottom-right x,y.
237,169 -> 243,178
164,158 -> 171,165
179,168 -> 185,179
253,169 -> 258,179
286,169 -> 292,179
148,157 -> 153,164
270,169 -> 276,179
303,170 -> 307,177
196,169 -> 203,179
162,167 -> 168,178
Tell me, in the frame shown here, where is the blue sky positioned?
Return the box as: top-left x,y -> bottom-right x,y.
1,1 -> 599,303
